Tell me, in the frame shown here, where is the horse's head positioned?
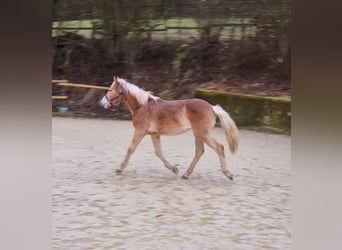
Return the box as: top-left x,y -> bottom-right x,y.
100,76 -> 124,109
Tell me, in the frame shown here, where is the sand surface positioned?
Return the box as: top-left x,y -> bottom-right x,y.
52,117 -> 291,249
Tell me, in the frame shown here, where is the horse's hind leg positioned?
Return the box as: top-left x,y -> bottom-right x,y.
151,134 -> 179,174
200,133 -> 234,181
116,130 -> 145,174
182,136 -> 204,179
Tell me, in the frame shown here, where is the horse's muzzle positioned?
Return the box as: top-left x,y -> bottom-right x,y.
100,96 -> 108,108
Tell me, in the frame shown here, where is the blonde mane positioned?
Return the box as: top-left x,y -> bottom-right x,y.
115,77 -> 159,105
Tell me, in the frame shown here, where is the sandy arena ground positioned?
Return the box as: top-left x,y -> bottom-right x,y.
52,117 -> 291,249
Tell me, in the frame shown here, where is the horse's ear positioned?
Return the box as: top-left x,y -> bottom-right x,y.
113,75 -> 119,83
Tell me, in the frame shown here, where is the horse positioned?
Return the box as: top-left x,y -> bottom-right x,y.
100,76 -> 239,180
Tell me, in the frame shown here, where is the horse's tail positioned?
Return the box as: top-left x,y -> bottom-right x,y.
212,105 -> 239,154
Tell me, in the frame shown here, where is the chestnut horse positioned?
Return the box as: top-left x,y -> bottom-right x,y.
100,76 -> 239,180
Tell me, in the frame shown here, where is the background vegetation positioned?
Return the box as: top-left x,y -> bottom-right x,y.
52,0 -> 291,119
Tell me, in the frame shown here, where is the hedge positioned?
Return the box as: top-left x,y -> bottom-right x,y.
194,89 -> 291,134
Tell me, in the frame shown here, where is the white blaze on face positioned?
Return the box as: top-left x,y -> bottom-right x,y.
100,80 -> 115,108
100,96 -> 108,107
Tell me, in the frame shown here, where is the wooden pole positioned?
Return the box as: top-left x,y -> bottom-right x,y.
52,96 -> 68,99
52,80 -> 68,83
57,82 -> 109,90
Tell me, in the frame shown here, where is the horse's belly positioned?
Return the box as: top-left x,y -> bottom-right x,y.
147,119 -> 191,135
161,125 -> 191,135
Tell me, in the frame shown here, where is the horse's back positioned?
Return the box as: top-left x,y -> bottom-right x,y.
184,98 -> 215,115
151,98 -> 213,118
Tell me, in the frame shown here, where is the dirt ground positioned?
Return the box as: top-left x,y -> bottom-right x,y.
52,117 -> 291,249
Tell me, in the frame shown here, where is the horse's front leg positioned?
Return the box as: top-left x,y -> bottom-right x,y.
116,130 -> 145,174
151,134 -> 179,174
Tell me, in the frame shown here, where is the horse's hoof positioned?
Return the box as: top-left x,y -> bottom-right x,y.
115,169 -> 122,174
182,175 -> 189,179
172,167 -> 179,174
223,170 -> 234,181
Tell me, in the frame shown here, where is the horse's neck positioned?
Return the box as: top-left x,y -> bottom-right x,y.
122,92 -> 142,114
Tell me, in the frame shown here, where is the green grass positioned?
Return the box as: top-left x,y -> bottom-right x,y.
52,17 -> 255,39
52,19 -> 99,28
